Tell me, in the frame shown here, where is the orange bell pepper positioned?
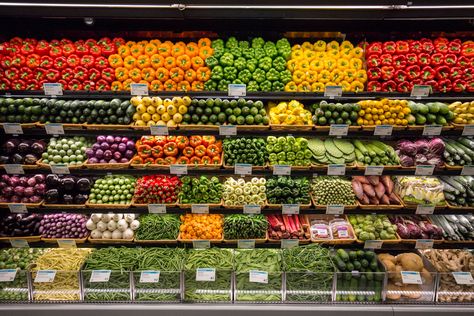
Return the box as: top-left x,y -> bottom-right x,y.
145,43 -> 158,56
199,47 -> 213,60
201,156 -> 212,165
212,156 -> 221,165
158,43 -> 172,57
189,157 -> 201,165
150,80 -> 163,91
191,56 -> 204,71
185,43 -> 199,57
198,38 -> 211,48
171,44 -> 185,57
128,68 -> 142,82
176,156 -> 190,165
191,81 -> 204,91
136,55 -> 150,69
155,67 -> 169,82
164,56 -> 176,70
114,67 -> 128,81
169,67 -> 184,83
150,39 -> 161,47
130,44 -> 144,58
163,79 -> 177,91
118,45 -> 130,58
150,54 -> 164,68
141,67 -> 156,82
123,56 -> 137,69
184,69 -> 196,82
194,145 -> 207,157
108,54 -> 123,68
177,81 -> 191,92
196,67 -> 211,81
111,81 -> 123,91
138,80 -> 150,87
125,41 -> 136,48
176,55 -> 191,70
122,79 -> 133,90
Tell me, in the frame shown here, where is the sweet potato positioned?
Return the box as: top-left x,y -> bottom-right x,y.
375,182 -> 386,199
353,176 -> 369,184
363,183 -> 376,197
389,192 -> 400,204
380,194 -> 390,205
360,194 -> 370,205
352,179 -> 364,200
381,175 -> 394,194
367,176 -> 380,186
369,197 -> 380,205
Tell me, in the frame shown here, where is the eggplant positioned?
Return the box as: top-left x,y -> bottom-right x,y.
11,153 -> 24,164
17,140 -> 32,154
24,154 -> 38,165
45,174 -> 60,188
76,178 -> 91,192
45,188 -> 59,203
4,139 -> 19,154
63,194 -> 74,204
61,177 -> 75,191
0,156 -> 9,164
74,194 -> 88,204
31,140 -> 46,155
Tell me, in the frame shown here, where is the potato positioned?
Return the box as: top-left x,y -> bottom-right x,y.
386,282 -> 401,300
378,253 -> 396,264
382,259 -> 396,272
401,284 -> 422,299
396,253 -> 424,272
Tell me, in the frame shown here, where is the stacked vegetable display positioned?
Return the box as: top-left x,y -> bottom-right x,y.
311,101 -> 360,126
178,176 -> 222,204
407,101 -> 454,126
450,101 -> 474,125
390,215 -> 443,240
44,174 -> 91,205
135,214 -> 181,241
223,177 -> 266,206
311,177 -> 356,206
267,215 -> 311,240
0,139 -> 46,165
357,99 -> 411,126
430,214 -> 474,241
88,175 -> 136,205
443,137 -> 474,166
223,137 -> 267,166
308,138 -> 355,165
133,175 -> 181,204
224,214 -> 268,240
396,138 -> 445,167
266,136 -> 312,166
348,215 -> 398,241
440,176 -> 474,207
42,137 -> 92,166
395,176 -> 446,206
266,176 -> 310,205
352,176 -> 400,206
86,135 -> 135,164
130,96 -> 190,127
39,213 -> 88,239
0,174 -> 45,204
268,100 -> 312,125
354,140 -> 399,166
86,213 -> 139,240
0,213 -> 43,238
179,214 -> 223,240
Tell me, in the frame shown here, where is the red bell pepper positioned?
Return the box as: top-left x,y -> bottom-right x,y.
45,68 -> 60,82
464,68 -> 474,81
35,40 -> 50,56
89,45 -> 102,57
88,68 -> 101,81
4,68 -> 19,81
61,68 -> 74,81
26,54 -> 40,68
141,136 -> 156,146
11,79 -> 26,90
434,37 -> 448,45
176,136 -> 189,150
381,80 -> 397,92
394,70 -> 407,83
383,41 -> 396,54
393,55 -> 406,69
0,56 -> 12,68
74,66 -> 88,81
54,56 -> 67,70
410,41 -> 422,53
430,53 -> 444,66
95,79 -> 109,91
101,44 -> 115,56
461,43 -> 474,58
450,67 -> 462,80
438,79 -> 452,93
467,81 -> 474,92
457,56 -> 470,68
380,54 -> 393,66
166,136 -> 177,143
421,40 -> 434,53
452,79 -> 466,92
194,145 -> 207,157
95,56 -> 108,69
206,144 -> 220,157
444,54 -> 457,67
34,67 -> 46,81
85,39 -> 97,47
381,66 -> 394,80
82,80 -> 95,90
49,46 -> 62,58
25,78 -> 38,90
66,54 -> 80,68
75,45 -> 89,56
366,42 -> 382,56
407,65 -> 420,80
395,41 -> 409,54
435,65 -> 450,80
101,67 -> 114,82
367,67 -> 381,80
11,54 -> 25,67
20,43 -> 35,55
448,42 -> 462,54
9,37 -> 22,46
39,55 -> 53,68
367,55 -> 380,67
421,66 -> 435,80
61,44 -> 75,56
6,44 -> 20,57
113,37 -> 126,48
176,156 -> 190,165
397,81 -> 412,93
0,78 -> 10,89
137,144 -> 152,158
435,42 -> 448,54
57,79 -> 67,89
80,55 -> 94,68
418,53 -> 430,66
19,67 -> 33,80
60,38 -> 73,46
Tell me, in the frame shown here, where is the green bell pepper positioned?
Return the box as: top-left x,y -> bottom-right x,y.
304,149 -> 313,159
242,48 -> 255,59
212,39 -> 225,49
204,80 -> 217,91
287,152 -> 296,161
260,80 -> 272,91
302,159 -> 311,166
237,69 -> 252,84
280,70 -> 292,84
205,56 -> 219,69
234,57 -> 246,71
295,151 -> 305,160
276,38 -> 291,50
223,66 -> 237,81
211,65 -> 224,81
258,57 -> 273,71
264,44 -> 278,58
252,37 -> 265,49
296,137 -> 308,148
213,46 -> 225,59
272,56 -> 287,72
220,53 -> 234,67
252,68 -> 266,83
239,40 -> 250,49
266,68 -> 280,81
266,144 -> 274,153
278,160 -> 287,165
273,144 -> 282,152
218,79 -> 231,91
286,136 -> 295,144
247,80 -> 259,92
294,159 -> 304,166
230,47 -> 242,58
254,48 -> 266,60
226,37 -> 239,49
277,136 -> 286,145
278,47 -> 291,59
269,153 -> 278,162
292,143 -> 301,152
272,81 -> 285,92
283,144 -> 292,152
246,59 -> 258,72
277,152 -> 286,161
267,136 -> 277,144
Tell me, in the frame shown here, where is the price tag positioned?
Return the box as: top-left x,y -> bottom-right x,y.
3,123 -> 23,135
234,163 -> 252,175
130,83 -> 149,96
191,204 -> 209,214
148,204 -> 166,214
192,240 -> 210,249
282,204 -> 300,215
415,239 -> 434,249
8,204 -> 27,214
273,164 -> 291,176
416,204 -> 435,215
462,125 -> 474,136
401,271 -> 422,284
43,83 -> 63,96
461,165 -> 474,176
57,239 -> 76,249
9,239 -> 29,248
243,204 -> 261,214
329,124 -> 349,136
452,272 -> 474,285
422,125 -> 442,136
326,204 -> 344,215
219,125 -> 237,136
4,164 -> 24,175
249,270 -> 268,284
228,84 -> 246,97
351,270 -> 360,277
50,163 -> 70,174
170,164 -> 187,175
0,269 -> 17,282
327,164 -> 346,176
150,125 -> 169,136
139,271 -> 160,283
415,165 -> 435,176
410,85 -> 431,98
374,125 -> 393,136
34,270 -> 56,283
238,240 -> 255,249
89,270 -> 111,283
324,85 -> 342,99
196,268 -> 215,281
45,123 -> 64,135
365,166 -> 384,176
364,240 -> 383,249
281,239 -> 299,249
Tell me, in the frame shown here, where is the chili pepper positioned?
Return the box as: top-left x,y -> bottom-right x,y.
450,67 -> 462,80
176,136 -> 189,150
444,54 -> 457,67
164,142 -> 178,156
4,68 -> 19,81
424,80 -> 438,91
189,157 -> 201,165
45,68 -> 60,81
11,54 -> 25,67
436,65 -> 450,80
397,81 -> 412,93
54,56 -> 67,70
421,66 -> 435,80
73,66 -> 88,81
452,79 -> 466,92
448,42 -> 461,54
393,55 -> 407,69
381,80 -> 397,92
418,53 -> 430,66
406,65 -> 420,80
183,146 -> 194,158
19,67 -> 33,80
381,66 -> 394,80
95,56 -> 108,69
138,144 -> 152,158
366,42 -> 382,56
194,145 -> 206,157
176,156 -> 190,165
151,145 -> 164,158
383,41 -> 396,54
67,79 -> 82,90
438,79 -> 452,93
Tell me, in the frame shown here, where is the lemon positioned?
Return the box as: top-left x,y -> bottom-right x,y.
152,113 -> 161,122
167,120 -> 177,127
147,106 -> 156,115
172,97 -> 182,107
147,120 -> 157,126
182,96 -> 191,106
161,112 -> 171,122
131,96 -> 142,107
178,105 -> 188,114
164,98 -> 173,107
142,96 -> 152,106
135,120 -> 146,126
173,113 -> 183,123
136,104 -> 147,114
156,105 -> 166,115
167,105 -> 177,115
152,97 -> 163,106
141,113 -> 151,122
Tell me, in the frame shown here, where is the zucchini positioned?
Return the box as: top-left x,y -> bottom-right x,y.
440,176 -> 466,193
353,140 -> 368,156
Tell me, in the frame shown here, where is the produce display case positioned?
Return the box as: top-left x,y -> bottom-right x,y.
31,270 -> 83,302
82,270 -> 132,302
132,270 -> 182,302
284,271 -> 334,303
0,270 -> 30,302
183,269 -> 233,303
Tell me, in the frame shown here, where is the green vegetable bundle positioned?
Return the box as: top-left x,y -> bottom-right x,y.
223,214 -> 268,240
348,215 -> 398,241
88,175 -> 136,204
267,136 -> 312,166
178,176 -> 222,204
223,137 -> 267,166
204,37 -> 292,92
182,98 -> 269,125
308,138 -> 355,165
266,176 -> 310,204
311,176 -> 356,205
353,140 -> 399,166
311,101 -> 360,126
135,214 -> 180,240
42,136 -> 93,165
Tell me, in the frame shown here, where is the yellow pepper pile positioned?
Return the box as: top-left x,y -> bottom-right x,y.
131,96 -> 190,127
268,100 -> 312,125
285,40 -> 367,93
450,101 -> 474,124
357,99 -> 411,126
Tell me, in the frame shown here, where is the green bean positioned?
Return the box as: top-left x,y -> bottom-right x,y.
135,214 -> 180,240
223,214 -> 267,240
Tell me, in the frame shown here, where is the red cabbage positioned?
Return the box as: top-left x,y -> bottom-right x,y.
428,138 -> 445,156
414,139 -> 429,155
397,140 -> 417,156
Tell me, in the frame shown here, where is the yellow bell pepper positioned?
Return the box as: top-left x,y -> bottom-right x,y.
318,70 -> 331,83
340,80 -> 351,92
297,81 -> 312,93
330,69 -> 344,83
324,58 -> 337,71
291,50 -> 305,60
310,59 -> 324,71
325,82 -> 337,87
327,40 -> 340,51
306,70 -> 318,83
316,52 -> 326,59
304,50 -> 316,60
302,42 -> 313,50
352,47 -> 364,59
292,70 -> 306,84
337,58 -> 350,70
313,40 -> 326,52
350,80 -> 364,93
355,70 -> 368,83
311,82 -> 325,92
343,69 -> 356,82
349,58 -> 363,70
287,59 -> 299,72
340,40 -> 354,50
292,44 -> 302,51
285,81 -> 298,92
297,60 -> 310,71
339,49 -> 353,59
327,50 -> 339,58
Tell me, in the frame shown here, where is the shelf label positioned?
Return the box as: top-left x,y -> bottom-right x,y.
281,239 -> 299,249
374,125 -> 393,136
461,165 -> 474,176
45,123 -> 64,135
326,204 -> 344,215
8,204 -> 27,214
243,204 -> 261,214
170,164 -> 187,175
228,84 -> 246,97
196,268 -> 215,281
192,240 -> 210,249
416,204 -> 435,215
219,125 -> 237,136
422,125 -> 442,136
415,164 -> 435,176
4,164 -> 24,175
249,270 -> 268,284
191,204 -> 209,214
238,240 -> 255,249
43,83 -> 63,96
452,272 -> 474,285
327,164 -> 346,176
411,85 -> 431,98
90,270 -> 111,283
462,125 -> 474,136
401,271 -> 422,284
324,85 -> 342,98
139,271 -> 160,283
150,125 -> 169,136
364,165 -> 384,176
234,163 -> 252,175
57,239 -> 76,249
50,163 -> 70,175
3,123 -> 23,135
282,204 -> 300,215
364,240 -> 383,249
329,124 -> 349,136
273,164 -> 291,176
148,204 -> 166,214
130,83 -> 148,96
0,269 -> 17,282
9,239 -> 29,248
415,239 -> 434,249
34,270 -> 56,283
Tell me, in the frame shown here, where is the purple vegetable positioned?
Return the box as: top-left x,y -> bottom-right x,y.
120,158 -> 129,163
415,154 -> 428,164
24,187 -> 34,197
428,138 -> 445,156
99,159 -> 107,163
97,135 -> 106,143
18,177 -> 28,187
118,143 -> 127,153
14,186 -> 25,197
31,140 -> 46,155
124,150 -> 134,159
95,149 -> 104,159
2,187 -> 13,197
399,155 -> 414,167
88,157 -> 99,164
34,183 -> 46,195
126,141 -> 135,150
110,143 -> 119,151
121,137 -> 129,144
92,143 -> 101,151
106,135 -> 115,144
34,174 -> 45,183
109,159 -> 118,163
103,150 -> 113,160
4,139 -> 19,154
427,157 -> 443,167
414,139 -> 429,155
9,176 -> 19,187
100,142 -> 110,151
396,222 -> 410,239
27,177 -> 37,187
114,136 -> 122,143
85,148 -> 95,158
30,196 -> 42,203
113,151 -> 122,160
397,140 -> 417,156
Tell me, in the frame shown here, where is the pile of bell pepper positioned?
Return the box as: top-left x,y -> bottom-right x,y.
133,175 -> 182,204
131,135 -> 222,166
0,37 -> 122,91
108,39 -> 212,91
204,37 -> 292,91
366,38 -> 474,93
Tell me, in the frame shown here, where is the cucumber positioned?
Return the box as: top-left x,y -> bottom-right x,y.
334,256 -> 346,271
337,249 -> 350,262
353,140 -> 368,156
